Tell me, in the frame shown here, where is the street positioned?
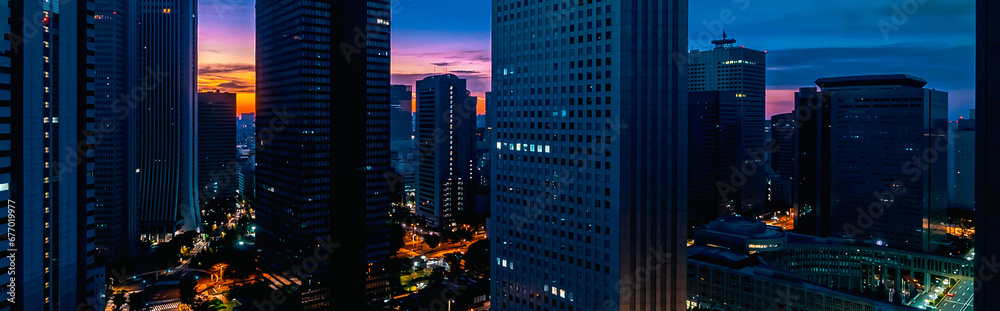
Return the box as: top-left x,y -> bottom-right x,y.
935,280 -> 974,311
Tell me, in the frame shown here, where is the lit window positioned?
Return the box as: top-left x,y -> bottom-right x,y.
0,183 -> 7,191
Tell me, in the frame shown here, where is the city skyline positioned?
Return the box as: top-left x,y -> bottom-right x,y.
1,0 -> 990,310
197,0 -> 975,118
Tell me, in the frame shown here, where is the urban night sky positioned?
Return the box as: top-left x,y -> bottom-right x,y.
198,0 -> 975,118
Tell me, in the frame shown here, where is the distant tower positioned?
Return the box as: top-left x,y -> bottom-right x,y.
688,91 -> 741,227
197,91 -> 238,205
948,112 -> 975,211
414,74 -> 476,230
389,84 -> 413,152
688,32 -> 768,220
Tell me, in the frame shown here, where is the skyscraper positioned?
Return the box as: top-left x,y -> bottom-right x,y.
236,113 -> 255,202
4,0 -> 105,309
490,0 -> 688,309
129,0 -> 199,242
94,0 -> 134,262
687,91 -> 740,227
255,0 -> 393,308
948,113 -> 974,211
975,0 -> 999,307
237,112 -> 255,148
769,113 -> 796,178
390,84 -> 413,140
414,74 -> 477,230
796,74 -> 948,252
688,34 -> 767,217
197,91 -> 238,204
768,112 -> 796,208
792,87 -> 831,236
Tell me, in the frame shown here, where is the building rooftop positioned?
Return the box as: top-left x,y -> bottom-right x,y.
701,216 -> 786,240
815,74 -> 928,88
422,73 -> 462,80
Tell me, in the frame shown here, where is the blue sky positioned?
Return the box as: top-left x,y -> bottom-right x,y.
199,0 -> 975,118
689,0 -> 975,118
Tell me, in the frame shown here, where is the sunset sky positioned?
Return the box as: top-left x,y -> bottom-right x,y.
198,0 -> 975,119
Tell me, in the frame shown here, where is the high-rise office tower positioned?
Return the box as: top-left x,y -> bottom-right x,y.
687,91 -> 740,227
791,87 -> 830,236
414,74 -> 477,230
688,33 -> 767,217
390,84 -> 413,140
948,112 -> 975,211
769,113 -> 796,178
255,0 -> 393,308
490,0 -> 688,309
485,91 -> 495,145
767,112 -> 795,208
94,0 -> 199,248
94,0 -> 134,261
975,0 -> 999,307
197,91 -> 238,204
236,113 -> 254,201
795,74 -> 947,252
237,112 -> 255,148
4,0 -> 106,309
128,0 -> 199,242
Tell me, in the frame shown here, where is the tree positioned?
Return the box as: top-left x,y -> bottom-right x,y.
440,230 -> 461,246
443,252 -> 463,275
455,228 -> 474,241
465,239 -> 490,280
423,234 -> 440,249
179,278 -> 198,305
111,292 -> 126,310
128,290 -> 149,311
390,223 -> 405,251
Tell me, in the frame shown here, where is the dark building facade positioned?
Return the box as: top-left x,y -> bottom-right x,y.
94,0 -> 134,261
767,112 -> 796,208
688,35 -> 767,218
255,0 -> 393,308
795,75 -> 947,253
4,0 -> 105,309
948,114 -> 975,211
197,91 -> 238,204
237,112 -> 254,148
129,0 -> 200,242
975,0 -> 1000,308
769,112 -> 796,178
390,84 -> 413,142
414,74 -> 476,230
792,87 -> 831,236
688,91 -> 740,227
490,0 -> 688,309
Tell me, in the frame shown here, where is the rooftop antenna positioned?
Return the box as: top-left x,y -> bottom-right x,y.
711,29 -> 737,49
